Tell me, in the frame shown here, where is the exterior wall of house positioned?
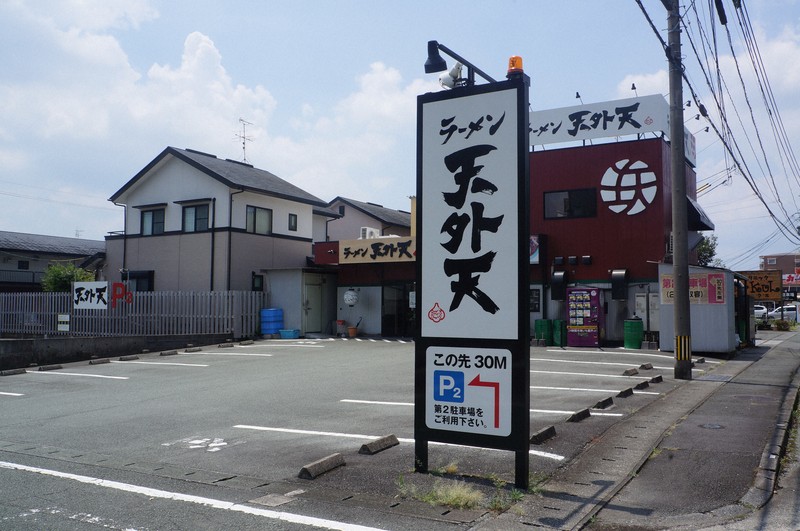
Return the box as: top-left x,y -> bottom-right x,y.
230,191 -> 314,240
229,232 -> 311,290
108,156 -> 319,292
117,233 -> 214,291
120,158 -> 230,234
0,251 -> 103,292
312,214 -> 330,243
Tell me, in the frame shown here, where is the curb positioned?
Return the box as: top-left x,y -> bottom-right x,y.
739,362 -> 800,509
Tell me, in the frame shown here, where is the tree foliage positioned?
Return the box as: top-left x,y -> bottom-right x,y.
695,234 -> 725,268
41,263 -> 95,292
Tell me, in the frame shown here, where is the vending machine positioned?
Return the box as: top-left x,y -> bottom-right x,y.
566,287 -> 605,347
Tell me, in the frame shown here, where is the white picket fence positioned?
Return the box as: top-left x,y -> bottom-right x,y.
0,291 -> 267,338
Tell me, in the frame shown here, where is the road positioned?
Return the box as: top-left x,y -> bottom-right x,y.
0,337 -> 712,529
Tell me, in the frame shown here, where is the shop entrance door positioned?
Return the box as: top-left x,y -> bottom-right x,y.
382,283 -> 414,337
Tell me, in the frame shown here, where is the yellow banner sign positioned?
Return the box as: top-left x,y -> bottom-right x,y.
340,237 -> 416,264
739,270 -> 782,301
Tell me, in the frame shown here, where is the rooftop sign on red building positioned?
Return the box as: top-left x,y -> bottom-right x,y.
529,94 -> 696,167
530,95 -> 669,145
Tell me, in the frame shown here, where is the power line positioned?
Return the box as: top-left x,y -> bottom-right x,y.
634,0 -> 800,253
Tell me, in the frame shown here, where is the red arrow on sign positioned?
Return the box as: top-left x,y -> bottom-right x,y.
468,374 -> 500,429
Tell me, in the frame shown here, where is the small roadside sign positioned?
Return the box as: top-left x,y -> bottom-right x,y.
426,346 -> 511,436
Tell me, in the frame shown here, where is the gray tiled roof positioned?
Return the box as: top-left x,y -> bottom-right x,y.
110,147 -> 328,207
0,230 -> 105,256
329,197 -> 411,228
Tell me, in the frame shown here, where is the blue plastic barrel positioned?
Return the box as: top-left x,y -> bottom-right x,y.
260,308 -> 284,335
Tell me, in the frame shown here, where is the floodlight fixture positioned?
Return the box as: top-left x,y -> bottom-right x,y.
424,40 -> 497,86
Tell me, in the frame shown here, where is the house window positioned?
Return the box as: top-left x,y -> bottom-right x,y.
252,274 -> 264,292
183,204 -> 209,233
767,257 -> 777,266
246,206 -> 272,235
141,209 -> 165,236
544,189 -> 597,219
17,260 -> 29,270
127,270 -> 154,292
338,205 -> 345,216
288,213 -> 298,232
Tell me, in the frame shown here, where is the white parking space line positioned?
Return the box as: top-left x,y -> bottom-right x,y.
533,357 -> 681,373
235,425 -> 380,440
340,398 -> 632,416
0,391 -> 24,397
183,352 -> 273,357
26,371 -> 129,380
111,361 -> 209,367
244,344 -> 323,348
531,370 -> 651,380
233,425 -> 565,461
535,358 -> 659,369
0,460 -> 386,531
542,349 -> 721,364
531,385 -> 660,396
530,408 -> 623,417
341,399 -> 414,406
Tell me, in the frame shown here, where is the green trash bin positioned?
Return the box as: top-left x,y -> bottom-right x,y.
553,319 -> 567,346
534,319 -> 553,346
624,318 -> 644,349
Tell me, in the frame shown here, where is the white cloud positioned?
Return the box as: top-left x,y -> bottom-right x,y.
14,0 -> 159,32
253,63 -> 437,207
616,71 -> 669,100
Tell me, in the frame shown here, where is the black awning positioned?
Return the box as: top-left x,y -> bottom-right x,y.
688,196 -> 715,231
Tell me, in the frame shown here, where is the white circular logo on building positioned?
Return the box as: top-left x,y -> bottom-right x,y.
599,159 -> 658,216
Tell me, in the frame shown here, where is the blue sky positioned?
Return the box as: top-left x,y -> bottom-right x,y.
0,0 -> 798,270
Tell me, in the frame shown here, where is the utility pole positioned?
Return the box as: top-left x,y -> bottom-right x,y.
663,0 -> 692,379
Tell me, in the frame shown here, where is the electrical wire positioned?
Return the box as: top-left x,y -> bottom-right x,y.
634,0 -> 800,261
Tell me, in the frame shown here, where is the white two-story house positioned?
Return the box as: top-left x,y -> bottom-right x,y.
105,146 -> 339,334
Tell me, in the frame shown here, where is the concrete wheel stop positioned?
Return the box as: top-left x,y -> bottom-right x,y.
298,453 -> 345,479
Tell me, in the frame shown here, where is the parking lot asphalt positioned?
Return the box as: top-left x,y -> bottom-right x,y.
478,329 -> 800,530
2,331 -> 799,530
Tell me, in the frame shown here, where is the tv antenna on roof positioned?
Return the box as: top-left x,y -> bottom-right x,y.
235,118 -> 253,163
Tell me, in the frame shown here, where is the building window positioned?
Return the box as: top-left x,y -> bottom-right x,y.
544,189 -> 597,219
252,273 -> 264,292
338,205 -> 345,216
17,260 -> 29,270
246,206 -> 272,235
767,257 -> 777,266
141,209 -> 165,236
288,213 -> 298,232
183,204 -> 209,233
127,270 -> 154,292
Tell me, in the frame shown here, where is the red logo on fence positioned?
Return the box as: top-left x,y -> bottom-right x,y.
111,282 -> 133,309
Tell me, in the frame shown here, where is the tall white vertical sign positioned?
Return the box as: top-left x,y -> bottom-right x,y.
420,88 -> 519,340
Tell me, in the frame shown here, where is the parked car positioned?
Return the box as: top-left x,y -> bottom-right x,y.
766,305 -> 798,322
754,305 -> 768,319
